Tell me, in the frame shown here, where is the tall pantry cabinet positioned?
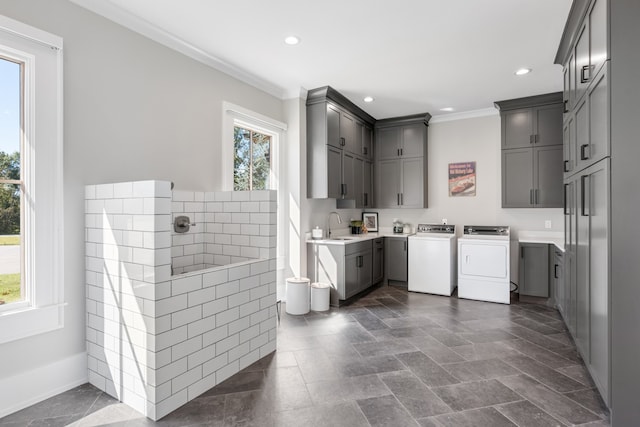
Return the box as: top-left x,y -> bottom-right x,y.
556,0 -> 640,424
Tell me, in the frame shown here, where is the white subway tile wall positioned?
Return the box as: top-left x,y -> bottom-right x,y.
86,181 -> 277,420
171,190 -> 277,274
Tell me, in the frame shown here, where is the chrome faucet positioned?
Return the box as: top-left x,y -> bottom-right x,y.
327,211 -> 342,238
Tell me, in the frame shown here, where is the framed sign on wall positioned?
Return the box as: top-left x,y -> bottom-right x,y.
449,161 -> 476,197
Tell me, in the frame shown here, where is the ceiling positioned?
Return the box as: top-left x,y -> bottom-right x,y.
71,0 -> 573,120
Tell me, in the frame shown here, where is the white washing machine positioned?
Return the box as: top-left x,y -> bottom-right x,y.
458,225 -> 511,304
408,224 -> 457,296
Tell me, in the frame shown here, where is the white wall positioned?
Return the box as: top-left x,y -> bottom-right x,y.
0,0 -> 284,413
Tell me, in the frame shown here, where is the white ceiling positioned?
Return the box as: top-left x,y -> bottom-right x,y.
71,0 -> 572,120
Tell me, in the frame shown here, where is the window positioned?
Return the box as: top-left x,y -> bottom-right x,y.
0,15 -> 64,343
233,125 -> 271,191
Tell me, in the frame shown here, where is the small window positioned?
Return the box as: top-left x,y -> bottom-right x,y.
234,124 -> 272,191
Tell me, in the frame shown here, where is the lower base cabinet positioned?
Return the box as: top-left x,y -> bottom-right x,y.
385,236 -> 408,283
519,243 -> 550,298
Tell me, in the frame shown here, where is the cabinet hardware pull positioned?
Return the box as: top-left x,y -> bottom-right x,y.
580,144 -> 590,160
529,134 -> 534,144
397,193 -> 400,205
563,100 -> 569,113
554,264 -> 559,279
521,246 -> 524,258
564,184 -> 570,215
397,148 -> 400,156
564,160 -> 570,172
364,193 -> 368,206
340,137 -> 345,146
400,148 -> 403,156
581,175 -> 590,217
580,65 -> 590,83
341,184 -> 346,196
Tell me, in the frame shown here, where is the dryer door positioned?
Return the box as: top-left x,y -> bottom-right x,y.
458,241 -> 508,279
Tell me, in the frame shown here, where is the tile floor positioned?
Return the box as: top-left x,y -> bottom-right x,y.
0,285 -> 610,426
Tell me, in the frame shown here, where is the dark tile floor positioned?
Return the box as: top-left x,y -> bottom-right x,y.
0,285 -> 610,426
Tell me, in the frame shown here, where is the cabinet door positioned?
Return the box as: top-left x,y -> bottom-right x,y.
326,104 -> 341,149
353,157 -> 364,208
376,159 -> 401,208
376,127 -> 401,159
502,148 -> 534,207
502,109 -> 533,149
588,64 -> 610,166
401,124 -> 425,158
362,125 -> 373,159
574,97 -> 589,172
363,161 -> 373,208
534,103 -> 563,147
344,252 -> 360,299
400,158 -> 424,208
327,146 -> 343,199
587,159 -> 610,403
340,111 -> 356,154
563,117 -> 575,174
354,121 -> 364,158
373,239 -> 384,284
563,178 -> 578,335
589,0 -> 608,80
342,151 -> 355,199
575,21 -> 590,104
563,55 -> 573,115
534,145 -> 563,208
519,244 -> 550,297
554,251 -> 564,312
385,238 -> 407,282
575,174 -> 590,356
359,251 -> 373,293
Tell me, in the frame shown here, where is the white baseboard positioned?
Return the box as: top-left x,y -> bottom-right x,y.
0,352 -> 88,419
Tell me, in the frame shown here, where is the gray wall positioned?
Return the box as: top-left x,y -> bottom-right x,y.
0,0 -> 283,387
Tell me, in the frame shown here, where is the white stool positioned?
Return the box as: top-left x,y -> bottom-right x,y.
310,282 -> 330,311
285,277 -> 310,315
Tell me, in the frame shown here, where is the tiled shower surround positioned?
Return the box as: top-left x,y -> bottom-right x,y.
85,180 -> 277,420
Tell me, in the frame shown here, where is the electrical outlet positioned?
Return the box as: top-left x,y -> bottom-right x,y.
545,220 -> 552,229
442,218 -> 448,225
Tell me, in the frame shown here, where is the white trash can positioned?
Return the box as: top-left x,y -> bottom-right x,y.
285,277 -> 310,315
310,282 -> 331,312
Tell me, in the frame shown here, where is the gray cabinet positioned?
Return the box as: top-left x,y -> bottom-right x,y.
373,238 -> 384,284
351,157 -> 373,209
519,243 -> 550,298
306,86 -> 376,201
496,93 -> 564,208
385,236 -> 408,283
374,114 -> 430,209
307,239 -> 375,306
552,249 -> 564,310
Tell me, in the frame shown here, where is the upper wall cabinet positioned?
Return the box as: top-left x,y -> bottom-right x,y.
306,86 -> 376,202
374,114 -> 430,209
495,93 -> 564,208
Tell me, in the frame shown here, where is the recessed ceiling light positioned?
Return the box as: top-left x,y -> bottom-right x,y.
284,36 -> 300,45
515,68 -> 532,76
440,107 -> 454,112
363,96 -> 374,103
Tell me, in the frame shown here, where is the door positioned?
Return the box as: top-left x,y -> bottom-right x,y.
564,179 -> 578,334
344,252 -> 360,299
362,125 -> 373,159
589,0 -> 608,79
327,146 -> 342,199
575,173 -> 590,356
359,251 -> 373,293
375,127 -> 401,159
502,109 -> 533,149
400,124 -> 425,158
385,238 -> 407,282
326,104 -> 341,149
354,121 -> 363,158
574,97 -> 589,172
575,21 -> 590,103
502,148 -> 534,207
342,151 -> 355,199
353,157 -> 364,208
534,145 -> 563,207
588,64 -> 610,165
459,242 -> 509,279
376,159 -> 400,208
563,54 -> 573,114
519,244 -> 550,297
563,117 -> 575,174
400,158 -> 424,208
534,104 -> 564,147
373,239 -> 384,284
363,161 -> 372,208
340,111 -> 356,154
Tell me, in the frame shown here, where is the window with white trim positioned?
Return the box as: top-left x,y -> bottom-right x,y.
233,123 -> 272,191
0,15 -> 64,343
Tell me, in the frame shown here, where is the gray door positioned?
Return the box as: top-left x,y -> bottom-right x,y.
587,159 -> 610,403
376,159 -> 400,208
362,125 -> 373,159
534,103 -> 564,147
519,244 -> 550,297
401,124 -> 425,158
575,173 -> 590,357
354,121 -> 363,158
589,0 -> 608,79
340,111 -> 356,154
400,158 -> 424,208
359,251 -> 373,292
575,21 -> 590,103
353,157 -> 364,208
502,148 -> 533,207
563,117 -> 575,173
574,98 -> 589,172
327,104 -> 341,149
327,146 -> 342,199
588,64 -> 610,165
563,55 -> 573,112
534,145 -> 563,207
342,151 -> 355,199
385,238 -> 407,282
502,109 -> 533,149
376,127 -> 401,159
373,239 -> 384,283
344,252 -> 359,299
363,161 -> 372,208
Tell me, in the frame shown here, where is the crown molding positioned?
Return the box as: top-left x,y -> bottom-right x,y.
429,108 -> 498,124
69,0 -> 286,99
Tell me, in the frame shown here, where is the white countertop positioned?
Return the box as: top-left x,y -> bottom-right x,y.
518,231 -> 564,252
307,230 -> 413,245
